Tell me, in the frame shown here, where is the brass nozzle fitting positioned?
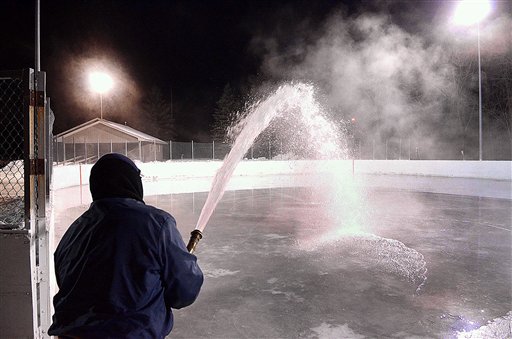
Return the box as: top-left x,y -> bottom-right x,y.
186,229 -> 203,254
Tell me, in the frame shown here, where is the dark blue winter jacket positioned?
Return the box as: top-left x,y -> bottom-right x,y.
48,154 -> 203,338
49,198 -> 203,338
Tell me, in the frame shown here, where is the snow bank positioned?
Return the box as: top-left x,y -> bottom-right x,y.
52,159 -> 511,191
356,160 -> 511,180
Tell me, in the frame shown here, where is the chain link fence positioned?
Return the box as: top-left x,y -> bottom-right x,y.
169,140 -> 278,160
53,139 -> 166,164
54,137 -> 511,162
0,71 -> 27,228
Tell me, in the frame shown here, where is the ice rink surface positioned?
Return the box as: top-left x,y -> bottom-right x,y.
54,176 -> 511,338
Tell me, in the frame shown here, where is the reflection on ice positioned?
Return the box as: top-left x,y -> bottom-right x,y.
309,322 -> 365,339
457,311 -> 512,338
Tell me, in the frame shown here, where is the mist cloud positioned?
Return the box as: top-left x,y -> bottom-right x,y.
258,12 -> 457,144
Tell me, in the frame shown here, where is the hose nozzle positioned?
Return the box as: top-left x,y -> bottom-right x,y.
186,229 -> 203,254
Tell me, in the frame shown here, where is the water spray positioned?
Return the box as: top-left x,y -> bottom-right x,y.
186,83 -> 339,255
186,229 -> 203,254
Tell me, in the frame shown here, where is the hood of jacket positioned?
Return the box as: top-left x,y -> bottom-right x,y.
89,153 -> 144,202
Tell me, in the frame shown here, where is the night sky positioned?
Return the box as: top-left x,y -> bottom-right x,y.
0,0 -> 507,142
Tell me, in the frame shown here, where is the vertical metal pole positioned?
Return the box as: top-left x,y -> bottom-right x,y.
408,139 -> 411,160
372,139 -> 375,160
154,140 -> 156,161
79,165 -> 83,205
139,141 -> 142,161
110,139 -> 113,153
97,137 -> 100,161
399,138 -> 402,160
46,100 -> 52,188
268,139 -> 271,159
30,69 -> 51,338
84,138 -> 87,164
73,137 -> 76,164
35,0 -> 41,72
125,140 -> 128,156
191,140 -> 194,160
385,139 -> 388,160
169,140 -> 172,160
212,140 -> 215,159
63,140 -> 66,163
54,138 -> 58,164
477,23 -> 483,161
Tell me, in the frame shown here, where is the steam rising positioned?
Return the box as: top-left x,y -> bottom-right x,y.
258,13 -> 454,144
251,7 -> 511,161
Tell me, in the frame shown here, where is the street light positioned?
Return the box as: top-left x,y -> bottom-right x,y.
452,0 -> 492,161
88,71 -> 114,119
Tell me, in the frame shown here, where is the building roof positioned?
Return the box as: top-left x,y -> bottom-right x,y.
54,118 -> 167,144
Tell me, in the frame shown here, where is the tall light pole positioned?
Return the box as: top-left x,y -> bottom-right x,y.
452,0 -> 492,161
89,71 -> 114,119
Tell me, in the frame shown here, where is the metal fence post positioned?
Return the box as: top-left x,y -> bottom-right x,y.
73,137 -> 76,163
385,139 -> 388,160
399,138 -> 402,160
212,140 -> 215,159
191,140 -> 194,160
63,140 -> 66,164
169,140 -> 172,160
125,140 -> 128,156
139,141 -> 142,161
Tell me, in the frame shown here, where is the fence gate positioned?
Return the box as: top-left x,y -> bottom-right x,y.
0,69 -> 51,338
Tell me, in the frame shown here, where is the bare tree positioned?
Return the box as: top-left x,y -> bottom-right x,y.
486,54 -> 512,138
211,83 -> 243,143
441,51 -> 479,158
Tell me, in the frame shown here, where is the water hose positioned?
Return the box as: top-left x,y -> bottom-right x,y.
186,229 -> 203,254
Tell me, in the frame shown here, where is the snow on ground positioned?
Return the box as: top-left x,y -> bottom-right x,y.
0,160 -> 25,227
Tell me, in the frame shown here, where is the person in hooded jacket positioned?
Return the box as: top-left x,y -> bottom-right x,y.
48,153 -> 203,339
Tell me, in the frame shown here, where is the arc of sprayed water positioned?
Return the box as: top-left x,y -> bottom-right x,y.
196,84 -> 315,232
186,82 -> 349,253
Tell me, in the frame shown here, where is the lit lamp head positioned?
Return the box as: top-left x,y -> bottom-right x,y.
452,0 -> 491,26
89,71 -> 114,119
89,71 -> 114,94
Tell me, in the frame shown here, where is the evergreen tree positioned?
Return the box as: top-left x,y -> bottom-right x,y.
211,83 -> 242,142
140,86 -> 177,141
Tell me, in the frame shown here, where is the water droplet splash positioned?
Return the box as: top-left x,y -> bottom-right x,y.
195,82 -> 344,232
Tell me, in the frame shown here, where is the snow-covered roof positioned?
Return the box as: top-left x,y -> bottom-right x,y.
54,118 -> 167,144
